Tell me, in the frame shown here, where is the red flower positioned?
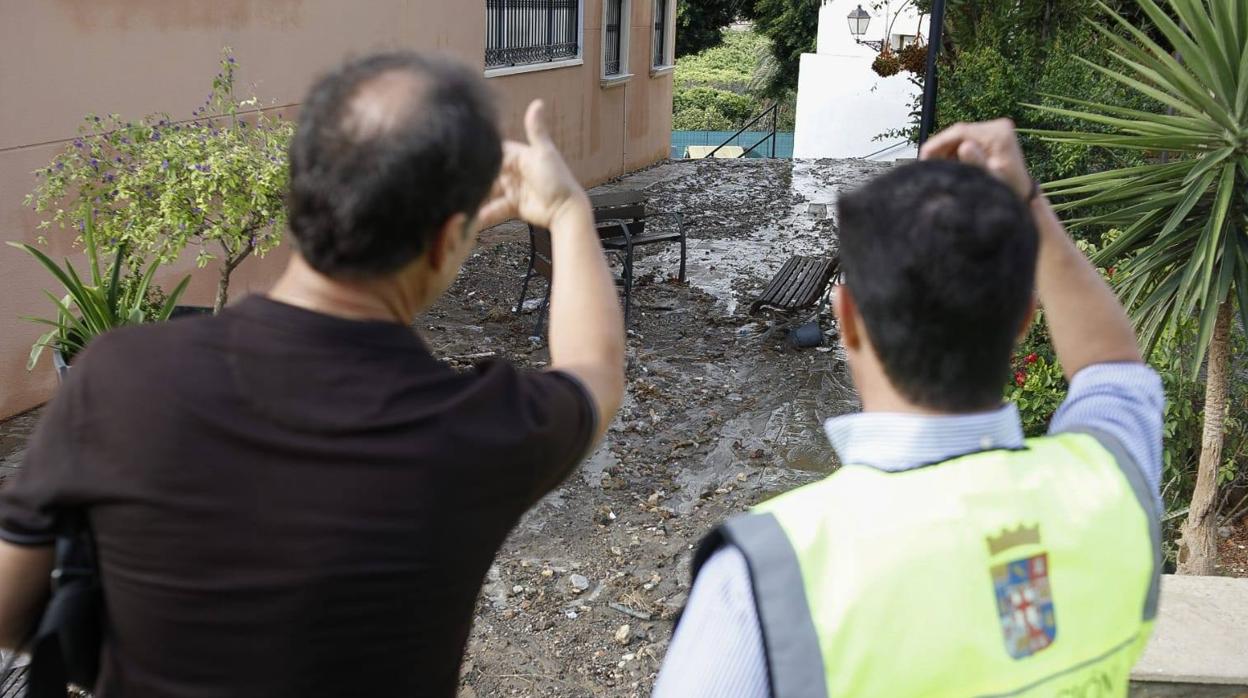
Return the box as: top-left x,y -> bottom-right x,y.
1107,266 -> 1117,279
1026,353 -> 1039,365
1015,370 -> 1027,387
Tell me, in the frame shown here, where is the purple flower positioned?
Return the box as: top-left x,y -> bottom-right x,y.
73,138 -> 84,149
55,162 -> 64,171
104,173 -> 115,183
227,56 -> 236,64
150,131 -> 161,141
90,158 -> 100,169
161,159 -> 170,170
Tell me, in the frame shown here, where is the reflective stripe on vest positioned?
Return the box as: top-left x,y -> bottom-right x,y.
694,432 -> 1160,698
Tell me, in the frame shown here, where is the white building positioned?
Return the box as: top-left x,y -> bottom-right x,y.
793,0 -> 926,160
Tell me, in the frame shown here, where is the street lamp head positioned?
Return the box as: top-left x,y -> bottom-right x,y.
847,4 -> 872,38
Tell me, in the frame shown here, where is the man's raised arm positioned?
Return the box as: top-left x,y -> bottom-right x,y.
477,101 -> 626,442
920,119 -> 1143,377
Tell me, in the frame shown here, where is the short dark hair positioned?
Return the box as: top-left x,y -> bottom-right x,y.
287,52 -> 503,277
836,160 -> 1039,412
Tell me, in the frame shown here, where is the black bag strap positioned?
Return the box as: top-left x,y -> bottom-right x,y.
26,513 -> 104,697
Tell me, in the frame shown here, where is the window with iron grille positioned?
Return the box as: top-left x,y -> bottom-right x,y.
485,0 -> 581,70
603,0 -> 624,76
652,0 -> 670,67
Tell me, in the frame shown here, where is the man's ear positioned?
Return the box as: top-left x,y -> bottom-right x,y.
1016,294 -> 1038,344
833,284 -> 862,351
428,212 -> 471,272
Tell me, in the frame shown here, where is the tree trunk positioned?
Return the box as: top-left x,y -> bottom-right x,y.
213,264 -> 231,315
213,238 -> 256,315
1177,301 -> 1233,575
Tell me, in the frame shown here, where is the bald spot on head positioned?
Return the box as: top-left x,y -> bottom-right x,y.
339,69 -> 430,143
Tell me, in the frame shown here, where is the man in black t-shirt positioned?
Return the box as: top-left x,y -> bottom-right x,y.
0,53 -> 625,697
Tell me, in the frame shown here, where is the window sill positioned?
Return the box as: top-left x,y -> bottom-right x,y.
485,58 -> 584,79
649,64 -> 675,77
600,73 -> 634,88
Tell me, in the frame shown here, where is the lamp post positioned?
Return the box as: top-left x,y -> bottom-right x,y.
917,0 -> 947,147
847,5 -> 885,52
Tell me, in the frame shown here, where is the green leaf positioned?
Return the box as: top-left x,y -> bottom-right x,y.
1124,0 -> 1219,100
1168,0 -> 1237,98
1090,18 -> 1233,127
82,211 -> 102,287
156,275 -> 193,321
106,243 -> 125,315
26,330 -> 56,371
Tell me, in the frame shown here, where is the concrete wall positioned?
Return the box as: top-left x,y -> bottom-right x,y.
0,0 -> 673,419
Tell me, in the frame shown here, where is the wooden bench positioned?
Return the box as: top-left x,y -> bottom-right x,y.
749,255 -> 839,316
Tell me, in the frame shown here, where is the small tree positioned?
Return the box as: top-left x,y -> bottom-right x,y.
1031,0 -> 1247,574
27,49 -> 294,313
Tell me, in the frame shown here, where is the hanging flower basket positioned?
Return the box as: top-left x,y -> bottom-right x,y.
898,41 -> 928,74
872,51 -> 901,78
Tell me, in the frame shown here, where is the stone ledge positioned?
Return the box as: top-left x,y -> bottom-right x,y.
1132,575 -> 1248,686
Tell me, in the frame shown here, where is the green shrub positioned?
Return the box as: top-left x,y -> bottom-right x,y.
672,106 -> 736,131
673,28 -> 795,133
674,87 -> 756,126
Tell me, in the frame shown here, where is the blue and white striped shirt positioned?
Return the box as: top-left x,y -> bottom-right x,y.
653,362 -> 1164,698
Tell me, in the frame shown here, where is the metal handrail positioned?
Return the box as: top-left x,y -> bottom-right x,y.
856,140 -> 910,161
706,103 -> 779,159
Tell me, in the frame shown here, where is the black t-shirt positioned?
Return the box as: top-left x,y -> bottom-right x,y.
0,296 -> 596,698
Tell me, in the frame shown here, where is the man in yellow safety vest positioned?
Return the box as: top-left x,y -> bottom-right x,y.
655,120 -> 1163,697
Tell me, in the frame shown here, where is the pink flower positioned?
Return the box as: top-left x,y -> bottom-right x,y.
1015,371 -> 1028,387
1025,353 -> 1038,365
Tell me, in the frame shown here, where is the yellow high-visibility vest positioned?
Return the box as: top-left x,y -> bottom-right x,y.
694,432 -> 1160,698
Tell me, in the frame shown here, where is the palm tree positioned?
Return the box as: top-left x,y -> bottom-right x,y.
1026,0 -> 1247,574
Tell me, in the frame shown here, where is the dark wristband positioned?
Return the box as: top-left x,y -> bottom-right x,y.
1026,177 -> 1041,203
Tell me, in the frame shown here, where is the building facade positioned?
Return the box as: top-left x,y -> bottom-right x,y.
0,0 -> 676,419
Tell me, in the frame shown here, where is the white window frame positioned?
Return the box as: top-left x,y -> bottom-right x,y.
484,0 -> 586,79
890,33 -> 919,51
601,0 -> 633,86
650,0 -> 676,75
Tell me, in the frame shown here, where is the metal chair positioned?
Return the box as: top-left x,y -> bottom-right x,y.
515,191 -> 686,333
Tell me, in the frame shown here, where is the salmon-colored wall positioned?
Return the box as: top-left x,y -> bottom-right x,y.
0,0 -> 672,419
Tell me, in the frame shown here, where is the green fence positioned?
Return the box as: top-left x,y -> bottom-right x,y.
671,130 -> 795,159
